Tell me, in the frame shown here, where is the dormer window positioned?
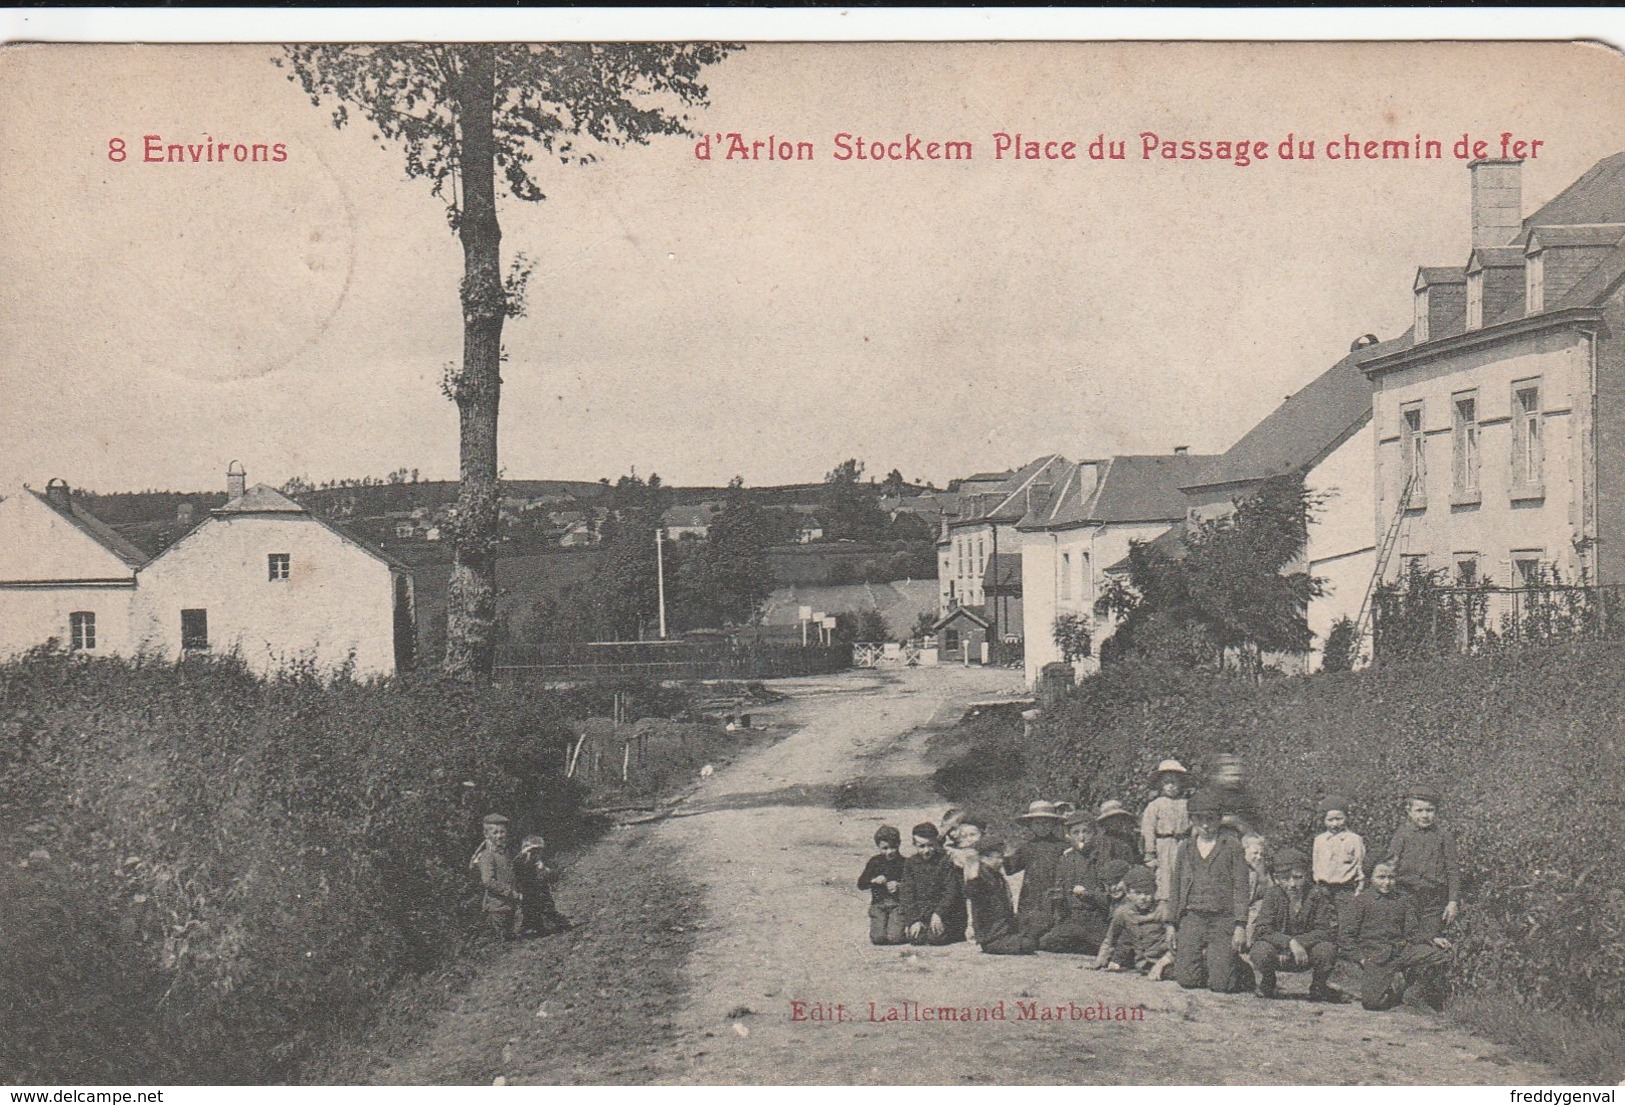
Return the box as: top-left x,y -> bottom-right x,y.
1414,289 -> 1429,343
1466,270 -> 1484,331
1525,251 -> 1544,314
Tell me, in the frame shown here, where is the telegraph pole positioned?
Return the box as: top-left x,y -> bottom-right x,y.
655,526 -> 668,639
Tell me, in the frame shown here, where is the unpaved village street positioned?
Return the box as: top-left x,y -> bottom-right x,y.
371,667 -> 1552,1085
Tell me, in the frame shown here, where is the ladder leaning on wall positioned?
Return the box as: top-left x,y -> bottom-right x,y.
1352,471 -> 1418,651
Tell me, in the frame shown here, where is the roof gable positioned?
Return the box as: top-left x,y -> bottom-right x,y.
1181,334 -> 1406,492
0,488 -> 149,579
215,483 -> 305,514
1513,152 -> 1625,247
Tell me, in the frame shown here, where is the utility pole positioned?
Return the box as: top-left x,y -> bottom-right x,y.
655,526 -> 668,639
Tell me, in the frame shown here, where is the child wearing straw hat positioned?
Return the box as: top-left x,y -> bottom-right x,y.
1003,799 -> 1070,942
1140,759 -> 1191,905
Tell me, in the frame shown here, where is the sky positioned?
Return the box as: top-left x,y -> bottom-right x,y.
2,37 -> 1624,494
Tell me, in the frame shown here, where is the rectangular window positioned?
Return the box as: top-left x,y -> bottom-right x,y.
268,553 -> 291,581
1453,554 -> 1478,586
1452,393 -> 1479,498
69,611 -> 95,651
1401,402 -> 1426,507
1060,552 -> 1072,601
1513,552 -> 1545,586
1466,270 -> 1484,331
181,608 -> 209,651
1414,290 -> 1429,344
1511,382 -> 1543,493
976,537 -> 984,574
1526,252 -> 1545,314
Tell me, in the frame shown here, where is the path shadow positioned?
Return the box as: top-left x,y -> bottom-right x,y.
673,772 -> 941,818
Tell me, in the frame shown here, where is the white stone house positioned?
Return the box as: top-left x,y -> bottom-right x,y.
133,476 -> 415,678
0,466 -> 415,679
0,479 -> 149,660
1017,452 -> 1213,686
1363,154 -> 1625,593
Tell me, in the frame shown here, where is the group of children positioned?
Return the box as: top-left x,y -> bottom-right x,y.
471,812 -> 573,940
857,758 -> 1461,1012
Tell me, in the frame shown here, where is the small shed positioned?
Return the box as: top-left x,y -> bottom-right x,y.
931,606 -> 990,664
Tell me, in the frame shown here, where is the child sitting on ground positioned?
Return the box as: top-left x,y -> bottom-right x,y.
1341,860 -> 1452,1011
858,825 -> 907,945
1037,810 -> 1113,953
1246,848 -> 1341,1002
1095,865 -> 1172,978
962,837 -> 1038,956
900,822 -> 967,946
515,833 -> 571,937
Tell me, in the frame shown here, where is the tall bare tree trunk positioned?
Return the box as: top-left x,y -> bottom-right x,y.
444,44 -> 503,681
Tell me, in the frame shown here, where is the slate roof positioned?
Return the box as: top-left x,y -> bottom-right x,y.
1511,152 -> 1625,247
982,552 -> 1023,592
1019,454 -> 1215,530
31,489 -> 149,569
215,484 -> 305,514
1526,224 -> 1625,250
662,505 -> 716,529
949,455 -> 1070,526
1181,331 -> 1410,492
932,606 -> 991,632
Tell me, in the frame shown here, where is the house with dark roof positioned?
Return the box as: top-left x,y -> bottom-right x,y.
0,478 -> 150,660
1015,451 -> 1214,685
1151,332 -> 1409,669
132,465 -> 415,677
1361,153 -> 1625,594
935,454 -> 1070,654
0,464 -> 415,677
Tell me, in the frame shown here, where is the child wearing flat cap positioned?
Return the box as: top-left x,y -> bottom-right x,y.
1383,784 -> 1461,941
858,825 -> 908,945
1247,848 -> 1342,1001
475,813 -> 523,940
1168,789 -> 1252,992
1096,865 -> 1171,978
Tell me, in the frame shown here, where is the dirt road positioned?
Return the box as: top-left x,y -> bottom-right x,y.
372,666 -> 1550,1085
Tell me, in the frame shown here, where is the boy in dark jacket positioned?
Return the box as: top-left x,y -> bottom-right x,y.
1003,800 -> 1070,942
900,823 -> 967,945
474,812 -> 522,940
1096,865 -> 1171,977
1247,848 -> 1340,1001
1342,861 -> 1453,1011
963,838 -> 1038,955
858,825 -> 907,945
515,833 -> 571,937
1168,789 -> 1252,992
1383,785 -> 1461,942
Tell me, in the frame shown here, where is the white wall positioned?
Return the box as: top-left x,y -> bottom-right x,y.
135,515 -> 399,677
1373,329 -> 1590,585
0,491 -> 137,582
1306,422 -> 1377,668
0,585 -> 137,660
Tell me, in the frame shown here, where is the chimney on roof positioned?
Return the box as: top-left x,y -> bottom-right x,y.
227,460 -> 246,500
1173,445 -> 1189,457
1470,159 -> 1522,251
45,477 -> 71,510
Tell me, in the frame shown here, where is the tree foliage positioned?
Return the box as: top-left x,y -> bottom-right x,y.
819,458 -> 889,541
279,43 -> 734,680
1096,474 -> 1325,674
671,477 -> 776,629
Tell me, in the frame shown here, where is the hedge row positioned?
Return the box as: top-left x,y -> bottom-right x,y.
945,643 -> 1625,1026
0,650 -> 655,1084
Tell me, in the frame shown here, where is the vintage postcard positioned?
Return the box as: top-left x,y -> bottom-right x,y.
2,27 -> 1624,1093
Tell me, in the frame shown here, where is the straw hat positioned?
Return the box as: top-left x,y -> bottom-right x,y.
1154,759 -> 1188,775
1015,799 -> 1066,822
1095,799 -> 1136,823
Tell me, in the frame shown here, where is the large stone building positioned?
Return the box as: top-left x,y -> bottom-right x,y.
1362,153 -> 1625,591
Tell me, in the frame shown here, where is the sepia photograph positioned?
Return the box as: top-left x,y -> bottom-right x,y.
2,19 -> 1624,1091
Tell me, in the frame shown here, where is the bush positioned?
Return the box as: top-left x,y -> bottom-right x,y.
0,648 -> 599,1083
934,642 -> 1625,1075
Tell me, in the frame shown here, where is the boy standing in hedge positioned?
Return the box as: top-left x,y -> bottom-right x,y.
1384,786 -> 1460,941
1313,796 -> 1366,937
475,812 -> 523,940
